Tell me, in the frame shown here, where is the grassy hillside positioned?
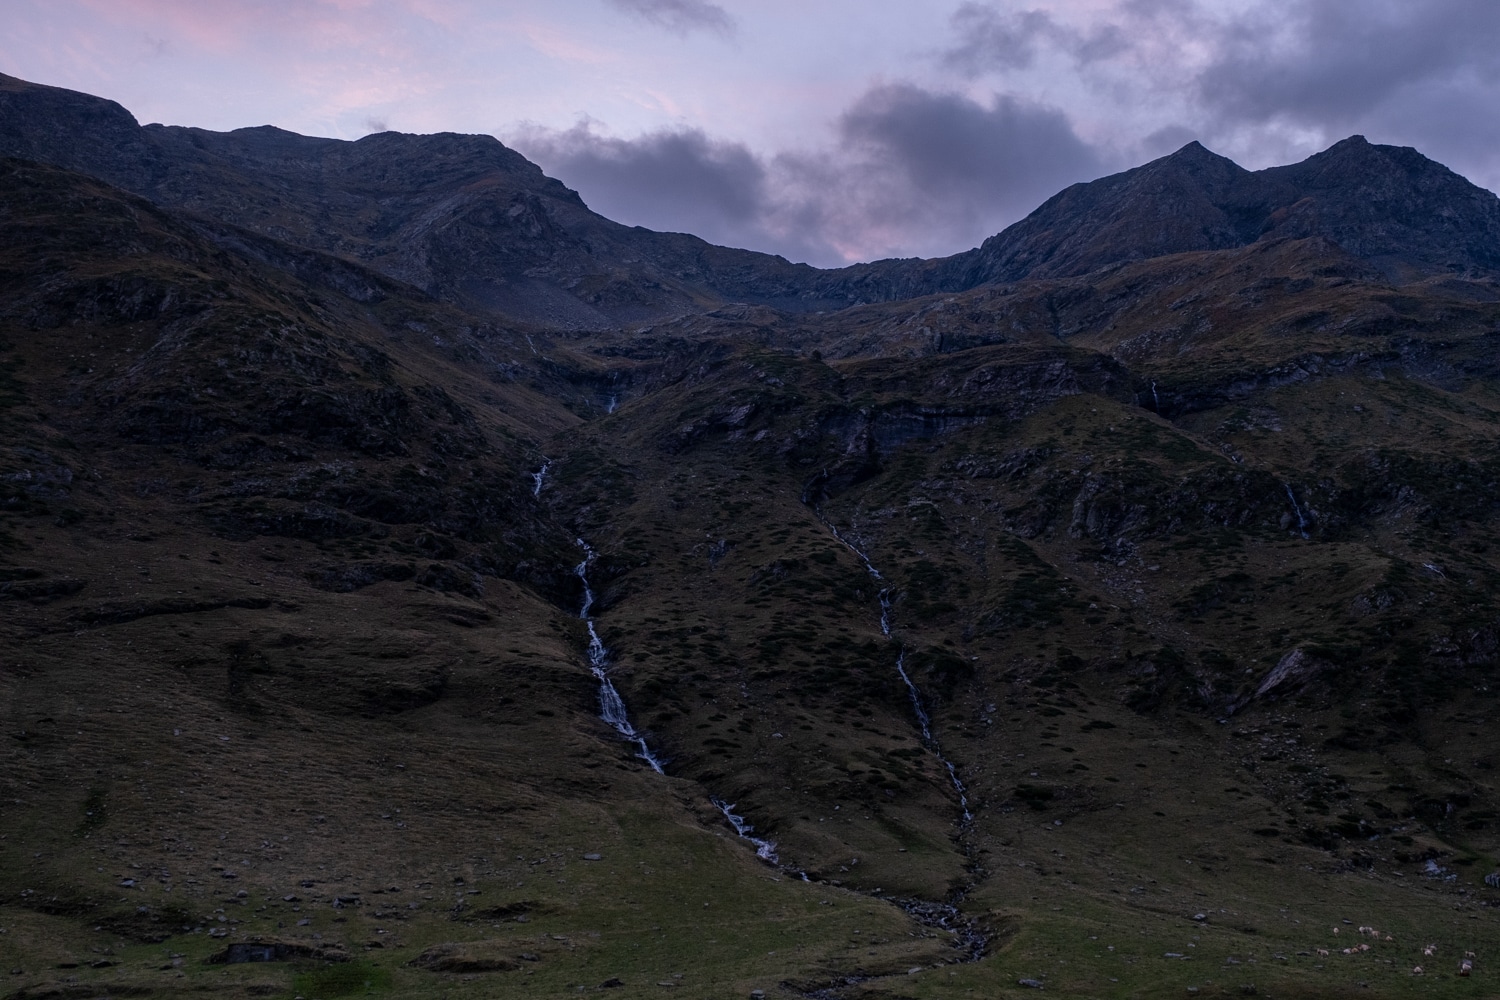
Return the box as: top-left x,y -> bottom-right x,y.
2,158 -> 1500,999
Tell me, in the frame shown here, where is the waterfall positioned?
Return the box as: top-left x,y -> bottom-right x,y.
606,394 -> 619,414
1283,484 -> 1310,539
817,517 -> 971,825
531,460 -> 550,499
894,652 -> 932,741
895,651 -> 972,823
575,540 -> 665,773
829,524 -> 883,581
711,798 -> 779,863
1150,380 -> 1161,412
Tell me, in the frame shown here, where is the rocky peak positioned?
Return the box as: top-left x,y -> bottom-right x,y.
930,134 -> 1500,290
1258,136 -> 1500,274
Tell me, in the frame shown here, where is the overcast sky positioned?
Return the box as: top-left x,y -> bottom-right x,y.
5,0 -> 1499,266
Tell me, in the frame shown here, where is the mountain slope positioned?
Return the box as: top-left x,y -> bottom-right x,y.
4,77 -> 1500,1000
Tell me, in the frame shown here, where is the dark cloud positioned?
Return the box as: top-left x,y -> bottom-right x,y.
1187,0 -> 1500,183
944,6 -> 1059,72
839,84 -> 1102,204
512,122 -> 769,245
512,84 -> 1109,266
943,3 -> 1128,74
1198,0 -> 1500,126
604,0 -> 735,37
830,84 -> 1107,247
939,1 -> 1500,189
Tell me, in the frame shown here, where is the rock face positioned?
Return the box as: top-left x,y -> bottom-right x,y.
5,73 -> 1500,326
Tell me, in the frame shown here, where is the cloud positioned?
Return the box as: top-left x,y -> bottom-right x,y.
513,84 -> 1109,266
837,83 -> 1103,217
1179,0 -> 1500,185
1198,0 -> 1500,126
944,3 -> 1126,73
936,0 -> 1500,188
513,120 -> 769,243
944,6 -> 1059,72
604,0 -> 735,37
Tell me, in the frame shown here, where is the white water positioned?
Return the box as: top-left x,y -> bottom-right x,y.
531,460 -> 550,499
606,394 -> 619,414
1283,484 -> 1310,539
896,650 -> 972,823
575,540 -> 665,774
1151,380 -> 1161,412
830,524 -> 883,581
711,797 -> 779,863
823,519 -> 971,824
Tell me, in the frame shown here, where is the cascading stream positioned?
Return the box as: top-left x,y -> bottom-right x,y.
711,798 -> 779,863
826,520 -> 971,823
575,540 -> 665,774
531,460 -> 550,498
1283,483 -> 1310,539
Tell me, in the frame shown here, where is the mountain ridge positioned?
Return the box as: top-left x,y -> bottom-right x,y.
5,72 -> 1500,328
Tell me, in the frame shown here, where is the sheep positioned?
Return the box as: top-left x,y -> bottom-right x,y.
1423,944 -> 1437,957
1413,966 -> 1424,975
1315,949 -> 1329,958
1358,943 -> 1371,952
1460,959 -> 1473,977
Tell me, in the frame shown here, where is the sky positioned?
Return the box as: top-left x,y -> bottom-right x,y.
4,0 -> 1500,267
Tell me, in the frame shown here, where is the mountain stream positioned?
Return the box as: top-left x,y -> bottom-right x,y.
711,797 -> 779,863
1283,483 -> 1310,539
572,526 -> 983,976
830,524 -> 971,822
575,540 -> 665,773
